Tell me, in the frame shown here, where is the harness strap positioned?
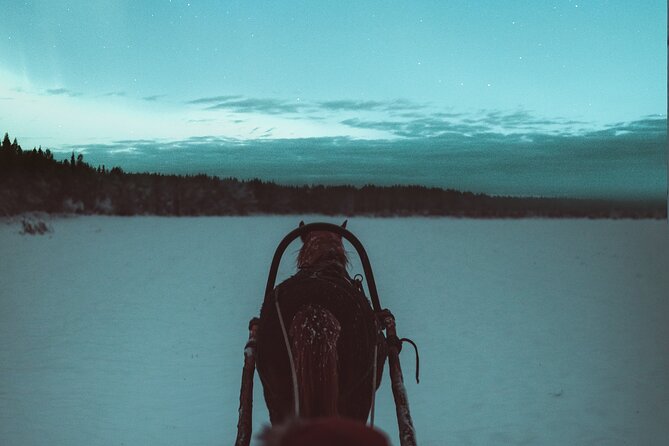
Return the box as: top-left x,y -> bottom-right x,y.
274,288 -> 300,417
369,342 -> 378,427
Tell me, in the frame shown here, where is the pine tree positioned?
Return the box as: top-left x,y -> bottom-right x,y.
11,137 -> 21,154
1,133 -> 10,151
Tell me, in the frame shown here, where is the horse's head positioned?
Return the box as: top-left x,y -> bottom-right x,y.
297,221 -> 348,270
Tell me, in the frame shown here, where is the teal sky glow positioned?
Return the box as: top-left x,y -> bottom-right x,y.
0,0 -> 666,199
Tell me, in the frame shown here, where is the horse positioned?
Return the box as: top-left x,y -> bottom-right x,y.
255,221 -> 386,424
258,416 -> 390,446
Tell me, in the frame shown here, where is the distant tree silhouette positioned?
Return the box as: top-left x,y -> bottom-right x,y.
2,133 -> 12,156
12,138 -> 21,155
1,133 -> 10,151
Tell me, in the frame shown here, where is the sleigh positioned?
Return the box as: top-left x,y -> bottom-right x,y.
234,222 -> 418,446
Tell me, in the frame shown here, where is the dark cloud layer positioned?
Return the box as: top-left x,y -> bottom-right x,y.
341,117 -> 491,138
187,94 -> 613,140
63,118 -> 667,200
188,95 -> 429,116
341,109 -> 599,138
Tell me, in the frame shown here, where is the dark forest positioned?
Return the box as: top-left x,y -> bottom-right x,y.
0,132 -> 664,218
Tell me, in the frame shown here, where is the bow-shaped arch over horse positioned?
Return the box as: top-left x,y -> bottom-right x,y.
234,222 -> 417,446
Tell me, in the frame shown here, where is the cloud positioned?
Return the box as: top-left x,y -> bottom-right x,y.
188,94 -> 428,117
385,99 -> 427,112
603,117 -> 666,135
142,95 -> 165,102
102,91 -> 126,97
44,89 -> 162,101
342,116 -> 489,138
113,139 -> 162,145
340,118 -> 405,133
205,97 -> 303,114
464,110 -> 591,132
431,111 -> 466,118
340,108 -> 604,138
187,93 -> 603,140
187,118 -> 216,123
45,88 -> 81,97
318,100 -> 388,111
187,95 -> 244,105
317,98 -> 426,112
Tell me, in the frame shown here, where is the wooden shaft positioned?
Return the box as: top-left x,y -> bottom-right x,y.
383,314 -> 417,446
234,321 -> 258,446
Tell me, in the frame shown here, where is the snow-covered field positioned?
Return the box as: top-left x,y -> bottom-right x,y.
1,216 -> 668,446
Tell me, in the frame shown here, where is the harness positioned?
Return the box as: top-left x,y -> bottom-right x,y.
238,222 -> 419,446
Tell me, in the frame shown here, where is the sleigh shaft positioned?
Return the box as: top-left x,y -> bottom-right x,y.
235,319 -> 258,446
383,313 -> 417,446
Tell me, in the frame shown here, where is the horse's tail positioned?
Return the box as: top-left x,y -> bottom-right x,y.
288,304 -> 341,418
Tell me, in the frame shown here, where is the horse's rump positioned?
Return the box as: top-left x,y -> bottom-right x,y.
256,272 -> 384,423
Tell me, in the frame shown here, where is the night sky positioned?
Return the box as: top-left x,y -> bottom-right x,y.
0,1 -> 666,199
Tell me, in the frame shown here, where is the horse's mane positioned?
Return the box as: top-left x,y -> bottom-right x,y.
289,304 -> 341,418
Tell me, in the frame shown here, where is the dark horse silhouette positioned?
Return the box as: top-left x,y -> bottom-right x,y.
256,221 -> 386,424
258,417 -> 390,446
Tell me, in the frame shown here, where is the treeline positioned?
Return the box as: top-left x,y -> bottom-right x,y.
0,132 -> 665,218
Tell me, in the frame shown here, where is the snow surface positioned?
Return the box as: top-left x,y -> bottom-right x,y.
1,216 -> 668,445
